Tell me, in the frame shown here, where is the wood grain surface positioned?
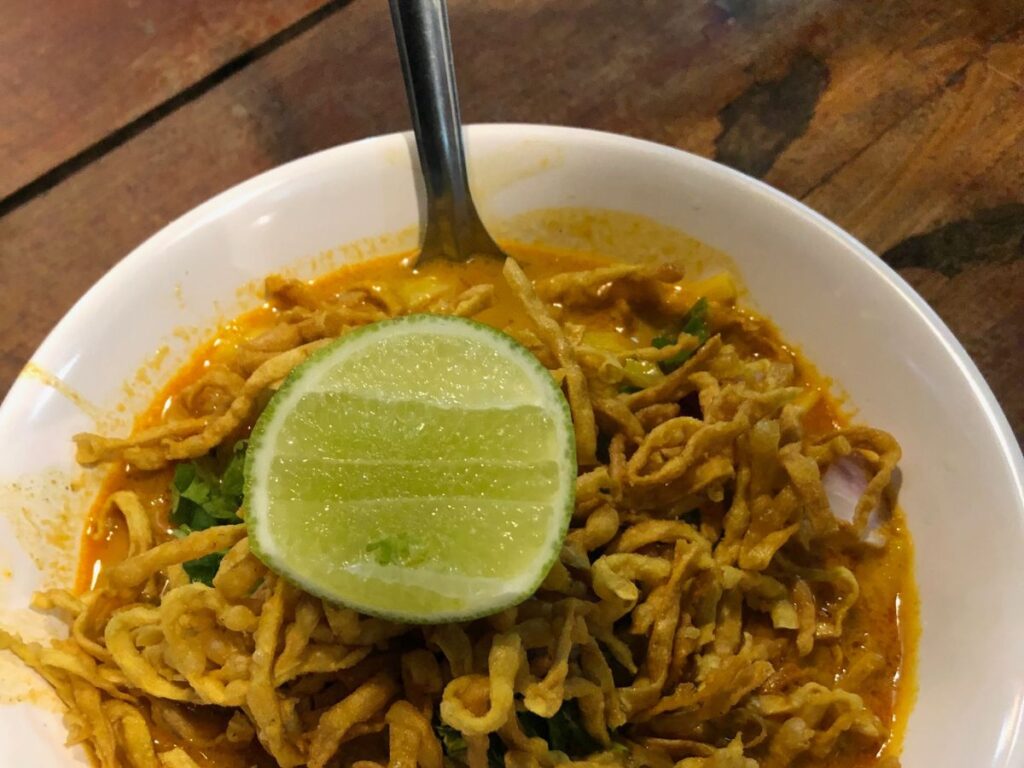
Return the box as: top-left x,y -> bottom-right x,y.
0,0 -> 334,199
0,0 -> 1021,439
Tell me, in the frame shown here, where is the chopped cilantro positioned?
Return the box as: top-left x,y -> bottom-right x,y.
487,735 -> 507,768
609,740 -> 631,758
170,439 -> 247,530
435,723 -> 504,768
219,440 -> 247,501
655,297 -> 710,372
170,440 -> 248,584
436,723 -> 466,759
366,532 -> 422,566
437,703 -> 601,765
518,701 -> 603,758
182,552 -> 225,587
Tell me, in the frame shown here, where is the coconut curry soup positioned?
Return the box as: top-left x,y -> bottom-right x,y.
3,246 -> 915,768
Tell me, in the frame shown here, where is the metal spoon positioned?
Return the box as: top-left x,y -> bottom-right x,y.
388,0 -> 506,264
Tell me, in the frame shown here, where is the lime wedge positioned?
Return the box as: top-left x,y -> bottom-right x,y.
245,314 -> 575,622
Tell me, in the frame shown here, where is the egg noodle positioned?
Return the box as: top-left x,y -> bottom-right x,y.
1,253 -> 910,768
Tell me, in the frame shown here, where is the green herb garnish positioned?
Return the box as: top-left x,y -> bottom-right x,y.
170,439 -> 248,584
518,701 -> 603,758
365,532 -> 427,567
170,439 -> 247,530
435,723 -> 505,768
181,552 -> 226,587
437,723 -> 466,759
487,735 -> 507,768
654,297 -> 710,372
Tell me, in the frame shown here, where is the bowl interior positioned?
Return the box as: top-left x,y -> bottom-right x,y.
0,125 -> 1021,766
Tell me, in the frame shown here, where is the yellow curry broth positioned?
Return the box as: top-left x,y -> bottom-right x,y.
74,246 -> 916,768
75,249 -> 605,590
77,248 -> 839,590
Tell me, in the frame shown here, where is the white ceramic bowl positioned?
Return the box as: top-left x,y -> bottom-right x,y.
1,125 -> 1021,767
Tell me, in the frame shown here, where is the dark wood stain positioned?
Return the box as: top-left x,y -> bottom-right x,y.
715,52 -> 830,178
713,0 -> 769,22
944,64 -> 969,87
883,203 -> 1024,277
0,0 -> 335,202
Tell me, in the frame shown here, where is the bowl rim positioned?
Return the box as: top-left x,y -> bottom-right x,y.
2,123 -> 1023,764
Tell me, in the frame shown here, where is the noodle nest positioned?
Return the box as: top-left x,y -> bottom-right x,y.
3,257 -> 903,768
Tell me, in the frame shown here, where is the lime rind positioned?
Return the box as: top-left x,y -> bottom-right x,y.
244,314 -> 576,623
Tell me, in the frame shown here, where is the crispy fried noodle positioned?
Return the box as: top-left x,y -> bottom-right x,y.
2,251 -> 911,768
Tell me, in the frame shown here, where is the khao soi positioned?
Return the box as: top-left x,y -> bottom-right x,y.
1,247 -> 915,768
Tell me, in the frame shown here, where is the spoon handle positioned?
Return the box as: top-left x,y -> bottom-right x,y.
388,0 -> 501,262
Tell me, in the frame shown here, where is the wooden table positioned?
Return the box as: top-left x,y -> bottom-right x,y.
1,0 -> 1021,441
